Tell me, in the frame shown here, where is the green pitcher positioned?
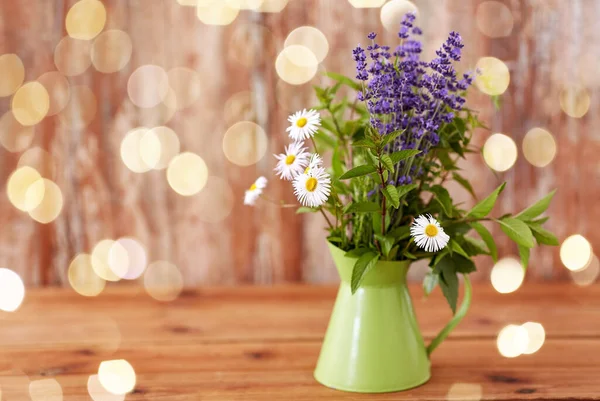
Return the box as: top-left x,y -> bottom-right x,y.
314,242 -> 472,393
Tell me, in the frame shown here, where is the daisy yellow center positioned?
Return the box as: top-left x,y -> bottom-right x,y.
304,167 -> 310,174
285,154 -> 296,165
296,117 -> 308,127
249,183 -> 257,191
425,224 -> 438,237
305,177 -> 318,192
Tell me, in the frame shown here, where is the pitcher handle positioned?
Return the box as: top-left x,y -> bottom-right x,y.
426,274 -> 472,357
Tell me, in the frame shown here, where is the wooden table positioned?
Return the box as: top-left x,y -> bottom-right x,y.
0,283 -> 598,400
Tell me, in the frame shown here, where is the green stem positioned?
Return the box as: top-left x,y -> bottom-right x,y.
319,207 -> 334,229
310,136 -> 319,154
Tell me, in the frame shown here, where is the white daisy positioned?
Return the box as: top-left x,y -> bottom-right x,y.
244,176 -> 267,206
410,214 -> 450,252
286,109 -> 321,141
274,142 -> 310,181
304,153 -> 323,174
293,167 -> 331,207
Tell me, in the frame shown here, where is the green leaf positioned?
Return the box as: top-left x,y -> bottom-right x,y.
531,216 -> 549,225
529,224 -> 559,246
518,245 -> 530,271
450,240 -> 470,259
351,252 -> 380,294
328,236 -> 343,244
498,217 -> 535,248
435,252 -> 476,275
396,184 -> 418,199
332,147 -> 344,177
380,154 -> 394,173
345,248 -> 371,258
403,251 -> 417,260
296,207 -> 318,214
339,165 -> 377,180
389,149 -> 421,164
429,186 -> 454,217
344,202 -> 381,214
452,172 -> 477,199
462,236 -> 490,256
471,222 -> 498,262
325,71 -> 361,90
467,183 -> 506,218
382,185 -> 400,209
516,190 -> 556,221
387,226 -> 410,240
374,234 -> 395,258
318,118 -> 337,135
381,130 -> 404,147
423,272 -> 439,296
352,138 -> 377,148
439,263 -> 459,314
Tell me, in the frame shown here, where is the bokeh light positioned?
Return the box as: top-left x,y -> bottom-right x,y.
275,45 -> 319,85
521,322 -> 545,355
284,26 -> 329,63
255,0 -> 289,12
88,375 -> 124,401
0,111 -> 35,152
18,147 -> 57,180
137,88 -> 178,126
144,261 -> 184,302
167,67 -> 202,110
224,91 -> 256,126
7,166 -> 43,212
37,71 -> 70,116
167,152 -> 209,196
446,383 -> 483,401
54,36 -> 92,76
475,57 -> 510,96
121,127 -> 152,173
66,0 -> 106,40
491,257 -> 524,294
11,81 -> 50,126
0,268 -> 25,312
222,121 -> 268,166
92,30 -> 133,73
559,86 -> 590,118
560,234 -> 593,271
0,53 -> 25,97
29,378 -> 63,401
91,240 -> 128,282
571,255 -> 600,286
380,0 -> 418,33
98,360 -> 136,395
140,126 -> 181,170
496,324 -> 529,358
127,65 -> 169,109
226,0 -> 264,10
522,127 -> 557,168
483,133 -> 518,172
27,179 -> 64,224
68,254 -> 106,297
58,85 -> 98,130
349,0 -> 386,8
475,1 -> 514,38
110,237 -> 147,280
196,3 -> 240,25
195,177 -> 235,223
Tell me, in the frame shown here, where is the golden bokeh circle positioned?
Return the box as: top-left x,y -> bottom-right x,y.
37,71 -> 70,116
98,360 -> 136,395
140,126 -> 181,170
521,322 -> 545,355
29,379 -> 63,401
560,234 -> 593,272
559,86 -> 590,118
167,152 -> 209,196
349,0 -> 386,7
92,30 -> 133,73
196,176 -> 235,223
120,127 -> 152,173
110,237 -> 148,280
68,254 -> 106,297
58,85 -> 98,130
490,257 -> 524,294
522,127 -> 556,168
7,166 -> 43,212
475,57 -> 510,96
0,53 -> 25,97
137,88 -> 178,126
0,111 -> 35,152
167,67 -> 202,110
483,133 -> 517,172
144,261 -> 184,302
222,121 -> 268,166
11,81 -> 50,126
475,1 -> 514,38
88,375 -> 125,401
0,268 -> 26,312
225,0 -> 264,9
91,240 -> 128,282
27,179 -> 64,224
380,0 -> 418,33
18,147 -> 57,180
196,4 -> 240,25
255,0 -> 289,12
66,0 -> 107,40
496,324 -> 528,358
22,179 -> 47,216
571,255 -> 600,286
224,91 -> 256,126
275,45 -> 319,85
284,26 -> 329,63
127,65 -> 169,109
54,36 -> 93,76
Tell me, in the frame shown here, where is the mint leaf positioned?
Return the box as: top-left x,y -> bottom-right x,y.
430,185 -> 453,217
467,183 -> 506,218
498,217 -> 534,248
396,184 -> 418,199
389,149 -> 421,164
439,263 -> 459,314
518,245 -> 530,271
382,185 -> 400,208
344,202 -> 381,214
450,240 -> 470,259
380,154 -> 394,173
387,226 -> 410,240
462,236 -> 490,256
351,252 -> 380,293
452,172 -> 477,199
325,71 -> 361,90
529,224 -> 559,246
471,222 -> 498,262
345,248 -> 371,258
339,165 -> 377,180
516,190 -> 556,221
296,207 -> 318,214
423,272 -> 439,296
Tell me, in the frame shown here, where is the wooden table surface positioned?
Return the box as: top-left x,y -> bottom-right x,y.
0,283 -> 598,400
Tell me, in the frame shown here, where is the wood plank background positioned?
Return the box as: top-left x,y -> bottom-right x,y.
0,0 -> 597,286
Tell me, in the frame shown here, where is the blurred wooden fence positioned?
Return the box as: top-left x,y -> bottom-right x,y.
0,0 -> 597,286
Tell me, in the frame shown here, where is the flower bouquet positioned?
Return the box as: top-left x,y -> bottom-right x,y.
245,14 -> 557,393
